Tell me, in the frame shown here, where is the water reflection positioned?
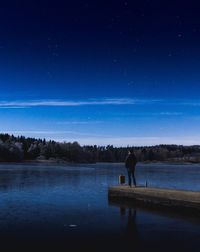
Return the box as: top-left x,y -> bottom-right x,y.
126,208 -> 138,238
120,207 -> 141,251
0,163 -> 200,252
109,197 -> 200,252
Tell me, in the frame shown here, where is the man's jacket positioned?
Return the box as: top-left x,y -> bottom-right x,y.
125,154 -> 137,170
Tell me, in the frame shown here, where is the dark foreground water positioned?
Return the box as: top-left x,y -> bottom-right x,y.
0,162 -> 200,251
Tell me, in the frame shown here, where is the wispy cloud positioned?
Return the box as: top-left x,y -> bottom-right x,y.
0,98 -> 160,108
153,112 -> 183,116
181,101 -> 200,106
170,99 -> 200,107
0,106 -> 28,109
56,121 -> 103,125
1,97 -> 200,109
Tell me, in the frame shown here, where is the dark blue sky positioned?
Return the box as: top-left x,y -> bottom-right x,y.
1,0 -> 200,146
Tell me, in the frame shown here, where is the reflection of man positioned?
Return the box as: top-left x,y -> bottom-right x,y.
126,208 -> 137,237
119,207 -> 138,235
118,206 -> 141,251
126,208 -> 140,250
120,207 -> 126,217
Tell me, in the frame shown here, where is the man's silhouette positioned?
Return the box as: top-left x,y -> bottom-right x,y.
125,151 -> 137,187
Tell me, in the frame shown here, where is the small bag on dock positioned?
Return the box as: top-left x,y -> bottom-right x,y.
119,175 -> 125,185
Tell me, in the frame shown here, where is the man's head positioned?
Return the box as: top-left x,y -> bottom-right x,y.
128,150 -> 134,155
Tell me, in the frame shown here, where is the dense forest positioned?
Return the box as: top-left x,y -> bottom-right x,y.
0,133 -> 200,163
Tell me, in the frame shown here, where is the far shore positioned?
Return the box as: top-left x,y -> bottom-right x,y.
0,159 -> 199,166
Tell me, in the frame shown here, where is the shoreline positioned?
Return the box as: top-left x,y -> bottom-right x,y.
0,160 -> 198,165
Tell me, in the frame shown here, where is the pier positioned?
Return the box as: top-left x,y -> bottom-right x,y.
108,186 -> 200,213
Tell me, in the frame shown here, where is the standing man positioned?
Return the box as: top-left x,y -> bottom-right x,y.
125,150 -> 137,187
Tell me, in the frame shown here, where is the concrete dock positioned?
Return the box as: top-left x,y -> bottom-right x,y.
108,186 -> 200,212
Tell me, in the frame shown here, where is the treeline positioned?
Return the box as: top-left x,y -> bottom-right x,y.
0,133 -> 200,163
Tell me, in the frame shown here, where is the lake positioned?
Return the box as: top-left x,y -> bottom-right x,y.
0,162 -> 200,251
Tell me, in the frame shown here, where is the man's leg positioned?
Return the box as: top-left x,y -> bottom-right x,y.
128,170 -> 131,187
132,171 -> 136,186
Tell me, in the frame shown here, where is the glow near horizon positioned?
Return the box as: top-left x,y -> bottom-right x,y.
1,131 -> 200,147
0,97 -> 200,146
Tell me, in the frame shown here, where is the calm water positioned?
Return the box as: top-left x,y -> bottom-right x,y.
0,162 -> 200,251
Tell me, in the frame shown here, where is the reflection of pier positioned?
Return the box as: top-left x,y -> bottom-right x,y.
108,185 -> 200,214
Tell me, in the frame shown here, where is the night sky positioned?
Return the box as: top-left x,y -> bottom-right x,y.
1,0 -> 200,146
